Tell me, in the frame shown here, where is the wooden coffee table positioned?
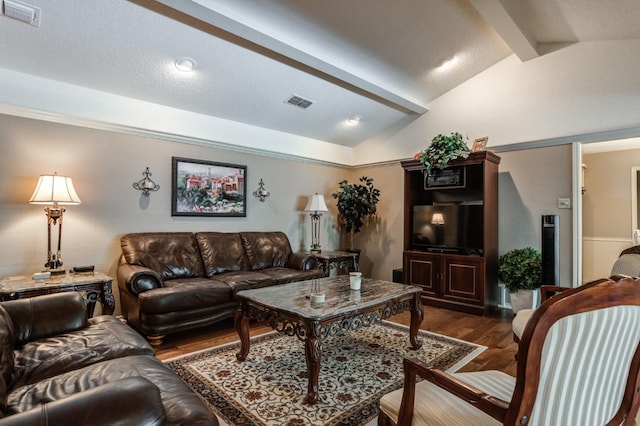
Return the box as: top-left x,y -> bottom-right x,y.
234,276 -> 423,404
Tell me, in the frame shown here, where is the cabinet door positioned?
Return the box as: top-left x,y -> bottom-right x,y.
440,255 -> 485,305
403,252 -> 439,297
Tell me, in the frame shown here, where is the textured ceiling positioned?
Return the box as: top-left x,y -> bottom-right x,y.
0,0 -> 639,150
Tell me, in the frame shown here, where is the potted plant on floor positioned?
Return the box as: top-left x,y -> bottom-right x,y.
331,176 -> 381,254
415,132 -> 471,176
498,247 -> 542,313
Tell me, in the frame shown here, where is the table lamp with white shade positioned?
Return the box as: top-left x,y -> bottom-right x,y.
305,193 -> 328,254
29,172 -> 81,272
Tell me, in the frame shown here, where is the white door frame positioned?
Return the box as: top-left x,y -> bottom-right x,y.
572,142 -> 582,287
631,166 -> 640,232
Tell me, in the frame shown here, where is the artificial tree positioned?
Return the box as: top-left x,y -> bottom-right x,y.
331,176 -> 380,250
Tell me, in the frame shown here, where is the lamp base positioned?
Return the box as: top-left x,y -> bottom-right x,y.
45,268 -> 66,276
310,249 -> 322,255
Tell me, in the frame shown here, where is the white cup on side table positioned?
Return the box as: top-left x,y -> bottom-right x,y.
349,272 -> 362,290
310,293 -> 325,304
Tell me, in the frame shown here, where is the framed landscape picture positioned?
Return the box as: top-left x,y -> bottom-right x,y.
171,157 -> 247,217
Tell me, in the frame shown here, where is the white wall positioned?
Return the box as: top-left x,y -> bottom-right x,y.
0,69 -> 355,166
0,114 -> 352,313
582,149 -> 640,282
356,41 -> 640,163
354,41 -> 640,287
344,163 -> 405,281
497,145 -> 574,285
0,113 -> 579,316
345,146 -> 576,286
2,41 -> 640,168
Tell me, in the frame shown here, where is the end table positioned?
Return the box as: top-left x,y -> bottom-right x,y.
310,250 -> 359,277
0,272 -> 115,317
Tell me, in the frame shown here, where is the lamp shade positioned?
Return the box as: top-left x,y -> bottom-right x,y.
29,173 -> 81,205
431,212 -> 445,225
304,194 -> 328,212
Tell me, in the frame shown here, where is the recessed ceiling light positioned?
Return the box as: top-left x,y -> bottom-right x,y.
348,115 -> 363,124
175,57 -> 196,72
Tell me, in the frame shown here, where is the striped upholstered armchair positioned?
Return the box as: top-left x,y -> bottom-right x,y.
512,248 -> 640,343
378,276 -> 640,425
511,284 -> 567,343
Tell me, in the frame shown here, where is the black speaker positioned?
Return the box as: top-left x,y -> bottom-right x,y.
392,268 -> 403,283
541,215 -> 559,284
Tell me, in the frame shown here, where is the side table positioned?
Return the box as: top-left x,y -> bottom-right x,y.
0,272 -> 115,317
310,250 -> 359,277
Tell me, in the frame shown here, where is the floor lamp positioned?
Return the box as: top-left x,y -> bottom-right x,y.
305,193 -> 328,254
29,172 -> 81,272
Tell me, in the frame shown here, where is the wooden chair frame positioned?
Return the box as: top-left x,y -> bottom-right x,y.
379,276 -> 640,426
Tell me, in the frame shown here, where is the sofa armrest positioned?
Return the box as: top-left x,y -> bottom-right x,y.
287,252 -> 319,271
2,293 -> 88,344
117,262 -> 164,296
0,377 -> 166,426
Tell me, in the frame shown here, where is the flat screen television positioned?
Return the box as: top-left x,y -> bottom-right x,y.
411,204 -> 484,255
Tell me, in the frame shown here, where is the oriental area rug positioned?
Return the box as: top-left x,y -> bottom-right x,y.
165,322 -> 485,426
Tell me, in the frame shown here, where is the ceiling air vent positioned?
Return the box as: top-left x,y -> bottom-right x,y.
3,0 -> 41,27
285,94 -> 314,109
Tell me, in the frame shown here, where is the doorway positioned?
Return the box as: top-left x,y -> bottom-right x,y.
580,138 -> 640,284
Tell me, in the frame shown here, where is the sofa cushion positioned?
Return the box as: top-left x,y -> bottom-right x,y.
3,293 -> 88,345
240,232 -> 292,270
611,253 -> 640,277
121,232 -> 204,280
139,278 -> 232,314
0,377 -> 166,426
212,271 -> 276,296
6,355 -> 217,425
10,315 -> 155,389
140,302 -> 238,337
261,267 -> 325,284
195,232 -> 246,276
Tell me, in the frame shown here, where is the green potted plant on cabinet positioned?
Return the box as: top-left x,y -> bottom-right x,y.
415,132 -> 471,175
331,176 -> 381,252
498,247 -> 542,313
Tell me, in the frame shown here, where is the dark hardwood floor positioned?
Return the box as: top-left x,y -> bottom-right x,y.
154,305 -> 518,377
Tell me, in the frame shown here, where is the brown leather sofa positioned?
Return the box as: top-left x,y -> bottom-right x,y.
0,292 -> 217,425
117,231 -> 324,345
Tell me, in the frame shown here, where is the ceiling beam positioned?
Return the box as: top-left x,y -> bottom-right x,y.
143,0 -> 428,115
469,0 -> 539,61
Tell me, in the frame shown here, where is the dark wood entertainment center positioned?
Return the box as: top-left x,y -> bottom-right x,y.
401,151 -> 500,315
